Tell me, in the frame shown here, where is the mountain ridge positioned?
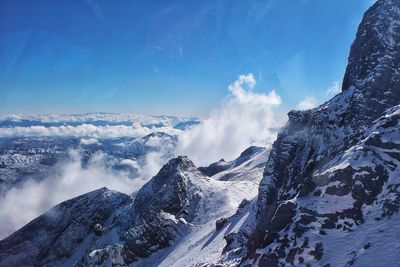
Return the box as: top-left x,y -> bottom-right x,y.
226,0 -> 400,265
0,147 -> 265,266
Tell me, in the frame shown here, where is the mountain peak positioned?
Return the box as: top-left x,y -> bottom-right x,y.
288,0 -> 400,131
133,155 -> 201,215
169,155 -> 196,168
342,0 -> 400,95
237,1 -> 400,265
239,146 -> 265,158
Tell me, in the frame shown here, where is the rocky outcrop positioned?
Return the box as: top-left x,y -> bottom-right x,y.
228,0 -> 400,265
199,146 -> 266,177
122,156 -> 202,263
199,146 -> 269,182
0,188 -> 132,267
0,156 -> 206,266
199,159 -> 231,177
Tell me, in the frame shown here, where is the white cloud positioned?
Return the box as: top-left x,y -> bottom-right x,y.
80,137 -> 99,145
1,113 -> 175,125
0,113 -> 200,139
137,151 -> 169,181
120,159 -> 140,170
0,124 -> 181,139
175,73 -> 285,166
326,81 -> 341,96
137,135 -> 175,180
0,150 -> 163,239
296,96 -> 317,110
0,74 -> 289,238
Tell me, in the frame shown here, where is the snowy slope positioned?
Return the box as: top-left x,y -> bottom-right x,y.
0,145 -> 267,266
223,0 -> 400,265
199,146 -> 269,182
0,188 -> 133,267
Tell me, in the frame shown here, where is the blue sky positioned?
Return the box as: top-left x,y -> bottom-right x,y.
0,0 -> 374,116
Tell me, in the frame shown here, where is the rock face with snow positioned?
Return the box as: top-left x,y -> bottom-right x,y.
0,156 -> 204,266
221,0 -> 400,265
199,146 -> 269,181
0,145 -> 265,266
121,156 -> 202,263
0,188 -> 132,266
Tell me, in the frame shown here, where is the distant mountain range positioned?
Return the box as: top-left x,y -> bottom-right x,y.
0,114 -> 200,196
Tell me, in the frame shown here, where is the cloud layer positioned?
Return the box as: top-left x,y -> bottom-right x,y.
0,113 -> 193,138
0,124 -> 182,139
1,113 -> 180,125
175,73 -> 285,165
0,150 -> 165,239
0,74 -> 287,238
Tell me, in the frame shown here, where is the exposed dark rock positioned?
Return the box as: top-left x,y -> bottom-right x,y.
198,146 -> 267,178
259,253 -> 279,267
310,242 -> 323,261
93,223 -> 104,236
239,1 -> 400,265
123,156 -> 202,263
216,218 -> 228,231
321,219 -> 335,229
269,201 -> 296,232
299,214 -> 317,225
0,188 -> 132,266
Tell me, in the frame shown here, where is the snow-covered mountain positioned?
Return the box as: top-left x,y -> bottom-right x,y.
0,134 -> 176,196
0,114 -> 199,195
0,147 -> 267,266
1,0 -> 400,266
222,0 -> 400,266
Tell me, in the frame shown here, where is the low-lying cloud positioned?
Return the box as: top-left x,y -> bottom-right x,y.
0,124 -> 181,139
175,73 -> 285,166
0,73 -> 288,238
0,149 -> 167,239
1,113 -> 179,125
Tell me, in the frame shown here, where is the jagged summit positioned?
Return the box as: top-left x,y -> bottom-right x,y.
116,156 -> 203,263
224,1 -> 400,265
340,0 -> 400,126
343,0 -> 400,92
284,0 -> 400,138
133,155 -> 202,217
163,155 -> 199,171
133,156 -> 202,213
